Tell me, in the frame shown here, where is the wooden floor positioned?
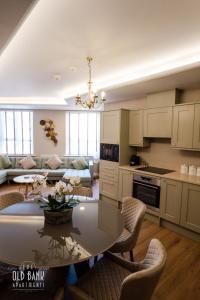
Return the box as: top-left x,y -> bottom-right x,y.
134,220 -> 200,300
0,182 -> 199,300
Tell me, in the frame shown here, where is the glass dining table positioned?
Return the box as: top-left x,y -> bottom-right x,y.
0,200 -> 123,268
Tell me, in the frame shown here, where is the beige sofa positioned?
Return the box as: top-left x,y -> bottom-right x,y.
0,155 -> 93,187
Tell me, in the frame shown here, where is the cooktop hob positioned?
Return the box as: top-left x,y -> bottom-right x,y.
137,166 -> 174,175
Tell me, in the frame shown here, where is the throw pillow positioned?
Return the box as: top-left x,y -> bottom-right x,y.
47,155 -> 62,169
79,158 -> 88,169
0,155 -> 11,169
72,158 -> 88,170
0,157 -> 3,169
19,155 -> 36,169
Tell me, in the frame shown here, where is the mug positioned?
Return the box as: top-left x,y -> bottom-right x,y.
197,167 -> 200,176
180,164 -> 188,175
189,165 -> 197,176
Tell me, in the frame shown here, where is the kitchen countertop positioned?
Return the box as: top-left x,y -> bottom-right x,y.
119,165 -> 200,186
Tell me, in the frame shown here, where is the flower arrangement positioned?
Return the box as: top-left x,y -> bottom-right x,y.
40,119 -> 58,145
32,173 -> 48,195
39,176 -> 81,213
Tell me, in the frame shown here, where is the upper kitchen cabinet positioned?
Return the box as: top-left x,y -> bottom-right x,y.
129,110 -> 149,147
100,110 -> 120,144
172,104 -> 195,149
143,107 -> 172,138
100,109 -> 134,165
193,103 -> 200,149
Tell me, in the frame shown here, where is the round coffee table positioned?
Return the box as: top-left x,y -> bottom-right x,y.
13,174 -> 44,198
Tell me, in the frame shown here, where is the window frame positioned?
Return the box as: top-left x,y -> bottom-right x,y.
66,111 -> 100,157
0,110 -> 34,155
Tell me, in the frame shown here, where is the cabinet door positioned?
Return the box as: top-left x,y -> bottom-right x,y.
160,179 -> 182,224
129,110 -> 143,146
99,179 -> 118,200
143,107 -> 172,138
100,111 -> 120,144
193,104 -> 200,149
172,105 -> 194,149
118,170 -> 133,201
180,183 -> 200,233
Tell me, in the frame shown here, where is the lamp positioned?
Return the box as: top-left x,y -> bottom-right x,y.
75,57 -> 106,109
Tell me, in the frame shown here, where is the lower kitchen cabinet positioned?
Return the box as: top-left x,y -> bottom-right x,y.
99,160 -> 119,201
118,170 -> 133,201
180,183 -> 200,233
99,179 -> 118,200
160,179 -> 182,224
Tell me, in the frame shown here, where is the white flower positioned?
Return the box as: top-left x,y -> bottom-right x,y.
69,177 -> 80,186
63,184 -> 73,194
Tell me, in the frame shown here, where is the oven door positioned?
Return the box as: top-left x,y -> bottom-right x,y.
133,180 -> 160,209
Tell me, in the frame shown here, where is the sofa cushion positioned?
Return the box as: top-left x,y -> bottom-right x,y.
15,156 -> 42,169
0,170 -> 7,180
71,158 -> 88,170
19,155 -> 36,169
42,169 -> 65,177
6,169 -> 45,176
0,155 -> 12,168
63,169 -> 91,182
41,156 -> 66,169
67,156 -> 92,169
47,155 -> 62,169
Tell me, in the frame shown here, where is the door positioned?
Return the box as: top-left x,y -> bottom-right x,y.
180,183 -> 200,233
160,179 -> 182,224
193,103 -> 200,149
143,107 -> 172,138
172,104 -> 194,149
118,170 -> 133,202
100,111 -> 120,144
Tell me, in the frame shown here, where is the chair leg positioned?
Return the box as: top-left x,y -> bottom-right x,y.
129,250 -> 134,262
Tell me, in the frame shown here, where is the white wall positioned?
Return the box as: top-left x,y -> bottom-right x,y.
33,110 -> 66,155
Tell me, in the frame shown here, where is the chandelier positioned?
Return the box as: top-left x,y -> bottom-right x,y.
75,57 -> 106,109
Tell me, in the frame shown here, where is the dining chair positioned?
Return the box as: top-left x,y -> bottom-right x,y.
66,186 -> 93,197
55,239 -> 166,300
109,197 -> 146,261
0,192 -> 25,210
0,192 -> 25,285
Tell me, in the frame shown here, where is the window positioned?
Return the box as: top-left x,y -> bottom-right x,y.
66,112 -> 100,157
0,111 -> 33,155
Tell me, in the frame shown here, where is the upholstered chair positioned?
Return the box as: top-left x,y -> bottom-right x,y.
55,239 -> 166,300
65,186 -> 93,197
109,197 -> 146,261
0,192 -> 25,210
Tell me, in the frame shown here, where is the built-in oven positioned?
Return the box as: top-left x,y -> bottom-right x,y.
133,173 -> 160,211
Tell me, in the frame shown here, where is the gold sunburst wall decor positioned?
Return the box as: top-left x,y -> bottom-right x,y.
40,119 -> 58,145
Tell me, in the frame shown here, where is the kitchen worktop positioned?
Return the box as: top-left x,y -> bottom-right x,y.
119,165 -> 200,185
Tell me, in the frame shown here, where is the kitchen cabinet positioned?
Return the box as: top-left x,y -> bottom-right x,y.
118,169 -> 133,202
100,110 -> 120,144
172,104 -> 194,149
99,160 -> 119,200
180,183 -> 200,233
143,107 -> 172,138
129,110 -> 149,147
193,103 -> 200,149
160,179 -> 182,224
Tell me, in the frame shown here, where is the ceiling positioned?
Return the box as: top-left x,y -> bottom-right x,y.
0,0 -> 200,106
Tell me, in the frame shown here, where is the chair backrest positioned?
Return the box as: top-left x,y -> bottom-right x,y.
65,186 -> 93,197
120,239 -> 167,300
121,197 -> 146,247
0,192 -> 24,210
